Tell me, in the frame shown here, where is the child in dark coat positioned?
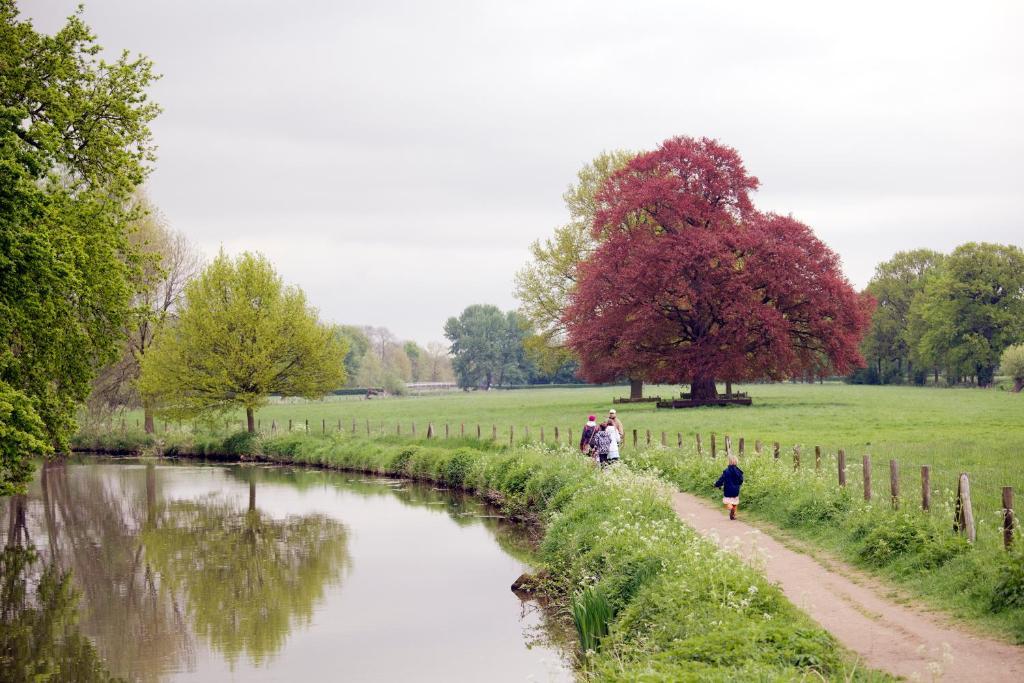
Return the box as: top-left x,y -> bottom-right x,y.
714,455 -> 744,520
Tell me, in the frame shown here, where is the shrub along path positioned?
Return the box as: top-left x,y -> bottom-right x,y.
671,491 -> 1024,681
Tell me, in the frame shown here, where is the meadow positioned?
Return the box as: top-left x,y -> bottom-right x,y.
107,382 -> 1024,521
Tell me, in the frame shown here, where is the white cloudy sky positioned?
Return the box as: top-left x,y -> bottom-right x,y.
21,1 -> 1024,344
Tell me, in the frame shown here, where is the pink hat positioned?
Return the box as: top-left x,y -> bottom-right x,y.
588,415 -> 596,421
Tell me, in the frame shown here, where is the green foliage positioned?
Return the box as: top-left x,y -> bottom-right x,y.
992,548 -> 1024,611
913,242 -> 1024,385
138,252 -> 347,427
335,325 -> 370,386
0,1 -> 160,492
1000,344 -> 1024,392
570,585 -> 613,654
444,304 -> 532,389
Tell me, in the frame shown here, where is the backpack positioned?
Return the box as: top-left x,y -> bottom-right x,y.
593,429 -> 611,455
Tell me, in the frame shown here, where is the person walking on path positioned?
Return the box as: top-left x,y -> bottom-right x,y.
714,454 -> 744,520
607,409 -> 624,439
592,423 -> 612,467
605,422 -> 621,464
579,415 -> 598,454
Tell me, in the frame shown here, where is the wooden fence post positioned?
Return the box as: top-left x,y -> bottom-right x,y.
793,445 -> 801,469
755,439 -> 763,455
633,429 -> 638,448
695,433 -> 703,455
1004,487 -> 1015,550
711,433 -> 717,457
554,426 -> 559,443
460,423 -> 465,437
954,473 -> 976,543
477,424 -> 481,439
365,419 -> 370,436
677,432 -> 682,448
889,459 -> 899,509
412,422 -> 416,437
352,418 -> 356,434
322,419 -> 326,434
921,466 -> 931,511
815,446 -> 821,472
445,423 -> 450,439
397,423 -> 401,436
271,420 -> 277,434
646,429 -> 651,445
738,438 -> 745,456
427,423 -> 434,439
661,431 -> 666,446
773,442 -> 780,460
509,426 -> 514,447
338,418 -> 342,431
492,424 -> 497,441
862,454 -> 872,501
305,419 -> 309,432
525,426 -> 529,442
540,426 -> 545,442
838,449 -> 846,487
289,419 -> 293,432
725,435 -> 732,456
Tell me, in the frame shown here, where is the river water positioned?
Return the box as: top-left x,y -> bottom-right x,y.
0,457 -> 574,682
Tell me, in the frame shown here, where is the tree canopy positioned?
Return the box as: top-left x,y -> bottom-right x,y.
1,2 -> 160,493
444,305 -> 531,389
564,136 -> 871,400
138,252 -> 346,431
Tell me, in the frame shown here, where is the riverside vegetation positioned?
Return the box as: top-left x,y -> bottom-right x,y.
69,430 -> 889,681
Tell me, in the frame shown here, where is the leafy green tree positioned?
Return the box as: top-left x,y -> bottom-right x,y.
444,305 -> 531,389
914,243 -> 1024,386
1000,344 -> 1024,392
403,341 -> 426,382
862,249 -> 945,383
0,2 -> 160,492
335,325 -> 370,385
138,252 -> 347,431
514,151 -> 641,394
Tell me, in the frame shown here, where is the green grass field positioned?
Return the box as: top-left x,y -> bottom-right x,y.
115,382 -> 1024,523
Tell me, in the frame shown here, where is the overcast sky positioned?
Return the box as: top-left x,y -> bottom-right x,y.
21,1 -> 1024,344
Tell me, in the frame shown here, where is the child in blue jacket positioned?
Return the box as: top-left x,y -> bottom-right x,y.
714,455 -> 744,520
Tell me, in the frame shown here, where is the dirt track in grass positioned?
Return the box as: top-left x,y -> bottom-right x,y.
671,491 -> 1024,681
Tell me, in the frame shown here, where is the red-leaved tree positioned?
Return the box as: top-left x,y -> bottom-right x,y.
563,136 -> 873,400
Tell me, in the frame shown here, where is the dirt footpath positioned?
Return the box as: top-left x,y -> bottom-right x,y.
671,491 -> 1024,681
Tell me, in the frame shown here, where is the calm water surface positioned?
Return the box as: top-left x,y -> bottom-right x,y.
1,457 -> 574,682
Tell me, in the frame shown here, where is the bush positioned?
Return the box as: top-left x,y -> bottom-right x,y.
1000,344 -> 1024,392
992,548 -> 1024,611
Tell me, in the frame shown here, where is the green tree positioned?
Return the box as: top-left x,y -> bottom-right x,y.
0,2 -> 160,492
444,305 -> 531,389
914,243 -> 1024,386
514,151 -> 640,394
87,193 -> 202,432
403,341 -> 426,382
1000,344 -> 1024,392
335,325 -> 370,385
862,249 -> 945,383
138,252 -> 347,432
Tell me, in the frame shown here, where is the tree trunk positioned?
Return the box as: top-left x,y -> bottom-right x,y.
691,376 -> 717,401
249,480 -> 256,512
1014,378 -> 1023,393
725,380 -> 732,397
629,378 -> 643,400
144,402 -> 155,434
246,407 -> 255,433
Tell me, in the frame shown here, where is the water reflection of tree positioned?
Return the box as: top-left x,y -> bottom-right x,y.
0,545 -> 123,682
36,462 -> 195,682
141,485 -> 349,667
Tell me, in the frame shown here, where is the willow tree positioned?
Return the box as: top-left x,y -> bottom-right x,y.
138,252 -> 347,431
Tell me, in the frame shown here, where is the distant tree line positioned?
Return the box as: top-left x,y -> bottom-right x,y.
855,243 -> 1024,387
333,325 -> 454,395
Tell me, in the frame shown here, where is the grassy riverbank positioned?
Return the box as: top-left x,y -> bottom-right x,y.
72,430 -> 889,680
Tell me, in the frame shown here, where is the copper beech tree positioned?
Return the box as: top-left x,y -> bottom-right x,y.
563,137 -> 872,401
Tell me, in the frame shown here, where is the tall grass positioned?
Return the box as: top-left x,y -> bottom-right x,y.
570,586 -> 613,654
